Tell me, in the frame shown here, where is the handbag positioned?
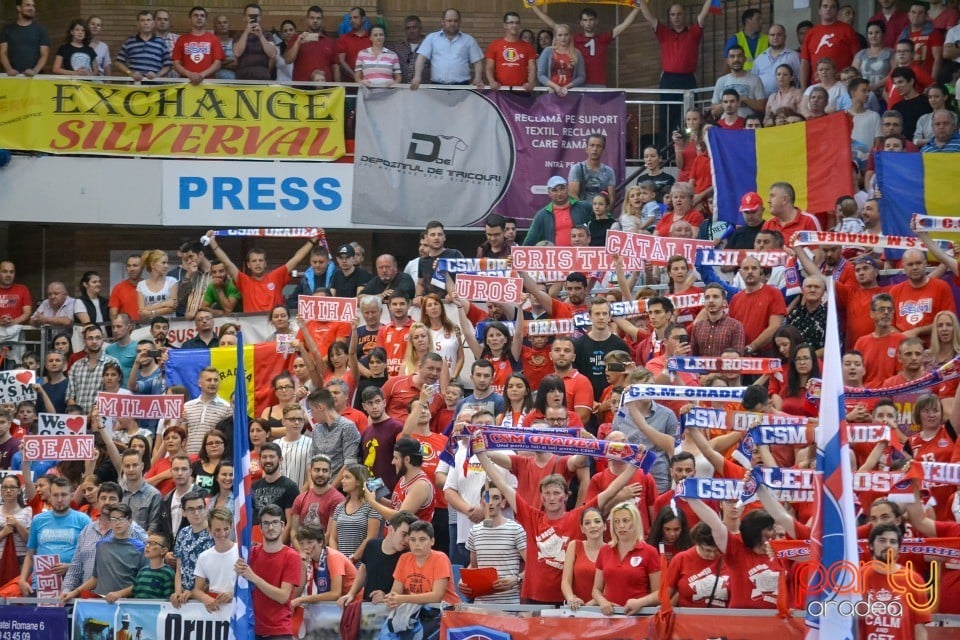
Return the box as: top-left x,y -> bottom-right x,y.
705,556 -> 724,608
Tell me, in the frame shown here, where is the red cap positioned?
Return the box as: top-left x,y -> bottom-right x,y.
739,192 -> 763,212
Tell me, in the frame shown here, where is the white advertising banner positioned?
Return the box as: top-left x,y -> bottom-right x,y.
352,87 -> 514,228
161,160 -> 355,227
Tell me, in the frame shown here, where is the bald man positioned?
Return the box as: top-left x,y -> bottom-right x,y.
889,248 -> 956,341
30,281 -> 75,328
728,256 -> 787,355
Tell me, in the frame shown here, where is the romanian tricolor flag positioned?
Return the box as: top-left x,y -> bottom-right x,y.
875,152 -> 960,237
707,112 -> 853,225
166,344 -> 289,416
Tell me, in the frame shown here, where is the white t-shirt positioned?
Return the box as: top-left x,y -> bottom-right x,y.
136,277 -> 178,307
194,544 -> 240,592
440,442 -> 517,545
429,327 -> 461,377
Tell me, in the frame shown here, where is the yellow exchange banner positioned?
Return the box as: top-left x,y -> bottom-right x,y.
0,78 -> 345,160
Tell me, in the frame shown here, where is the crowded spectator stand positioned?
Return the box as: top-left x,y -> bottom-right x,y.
1,1 -> 960,639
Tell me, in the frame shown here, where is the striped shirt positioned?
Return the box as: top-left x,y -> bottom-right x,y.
133,564 -> 175,599
331,501 -> 380,558
116,33 -> 171,74
278,435 -> 313,487
184,396 -> 233,455
355,47 -> 400,86
66,352 -> 120,413
466,518 -> 527,603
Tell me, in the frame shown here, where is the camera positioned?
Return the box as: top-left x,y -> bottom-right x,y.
607,362 -> 626,372
146,349 -> 162,359
677,335 -> 689,345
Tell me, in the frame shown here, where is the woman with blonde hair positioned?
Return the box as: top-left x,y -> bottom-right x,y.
400,322 -> 431,374
928,310 -> 960,412
593,501 -> 661,615
137,250 -> 178,319
536,23 -> 584,96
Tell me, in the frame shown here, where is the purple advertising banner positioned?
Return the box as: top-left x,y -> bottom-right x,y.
489,91 -> 626,228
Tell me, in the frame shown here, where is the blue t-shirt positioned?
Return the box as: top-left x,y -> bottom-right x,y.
27,509 -> 92,563
106,341 -> 138,382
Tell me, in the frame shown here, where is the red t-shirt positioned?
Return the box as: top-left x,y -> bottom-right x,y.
934,520 -> 960,614
235,266 -> 292,312
664,545 -> 732,607
761,209 -> 820,246
108,280 -> 139,320
393,550 -> 461,605
336,31 -> 371,71
906,27 -> 945,76
854,331 -> 906,388
248,544 -> 302,636
587,467 -> 658,533
377,320 -> 413,377
485,353 -> 516,397
411,431 -> 449,509
289,33 -> 338,81
553,201 -> 573,246
728,285 -> 787,348
292,486 -> 345,531
568,538 -> 596,602
653,490 -> 701,529
520,344 -> 553,391
654,23 -> 703,75
524,408 -> 583,428
724,532 -> 783,609
890,278 -> 956,338
911,424 -> 957,510
689,153 -> 713,196
514,494 -> 595,603
509,454 -> 576,510
885,62 -> 934,107
595,540 -> 661,605
391,470 -> 434,522
655,209 -> 705,238
573,31 -> 614,85
837,282 -> 888,349
380,373 -> 444,425
716,116 -> 746,129
800,22 -> 860,81
299,320 -> 352,367
859,566 -> 932,639
0,283 -> 32,319
871,10 -> 911,49
560,369 -> 594,416
911,425 -> 957,520
172,31 -> 225,73
485,38 -> 536,87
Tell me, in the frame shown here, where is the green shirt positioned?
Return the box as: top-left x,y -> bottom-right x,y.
132,564 -> 175,599
202,279 -> 242,311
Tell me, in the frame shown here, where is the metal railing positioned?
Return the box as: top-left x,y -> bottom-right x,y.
3,74 -> 706,173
